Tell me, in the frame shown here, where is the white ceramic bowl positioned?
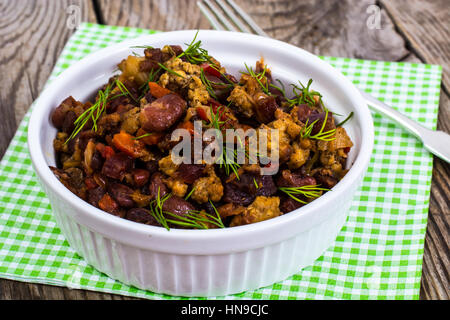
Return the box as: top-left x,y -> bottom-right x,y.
28,30 -> 373,297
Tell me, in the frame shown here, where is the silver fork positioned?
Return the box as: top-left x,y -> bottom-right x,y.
197,0 -> 450,163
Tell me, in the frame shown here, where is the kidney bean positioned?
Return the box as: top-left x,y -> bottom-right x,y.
223,183 -> 255,206
254,94 -> 278,123
280,196 -> 304,213
307,111 -> 335,135
162,195 -> 196,220
313,173 -> 338,189
101,152 -> 134,180
297,104 -> 313,123
276,170 -> 317,188
90,150 -> 104,172
145,160 -> 159,174
140,94 -> 187,132
176,164 -> 206,184
149,172 -> 168,199
51,96 -> 77,129
108,182 -> 135,208
125,208 -> 159,226
62,110 -> 77,134
132,168 -> 150,187
87,186 -> 106,207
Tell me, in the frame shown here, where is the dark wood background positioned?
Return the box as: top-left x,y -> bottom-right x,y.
0,0 -> 448,300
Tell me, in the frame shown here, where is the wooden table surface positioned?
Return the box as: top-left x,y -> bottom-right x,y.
0,0 -> 448,300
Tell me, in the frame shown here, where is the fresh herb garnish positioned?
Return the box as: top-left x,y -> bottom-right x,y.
133,132 -> 153,140
300,109 -> 336,142
149,188 -> 224,230
64,82 -> 116,144
177,30 -> 213,65
336,112 -> 354,127
278,185 -> 329,204
209,106 -> 241,179
158,62 -> 183,78
242,63 -> 270,94
115,79 -> 138,103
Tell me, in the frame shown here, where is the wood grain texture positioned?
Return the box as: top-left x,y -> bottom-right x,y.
0,0 -> 96,158
231,0 -> 409,60
0,0 -> 448,300
97,0 -> 212,30
380,0 -> 450,94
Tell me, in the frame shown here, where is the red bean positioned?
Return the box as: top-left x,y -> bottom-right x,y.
176,164 -> 206,184
125,208 -> 159,225
132,168 -> 150,187
108,182 -> 135,208
254,94 -> 278,123
101,152 -> 134,180
139,94 -> 187,132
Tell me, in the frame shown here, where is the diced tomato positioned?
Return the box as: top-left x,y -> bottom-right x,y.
148,82 -> 172,98
136,128 -> 164,145
84,177 -> 98,190
200,63 -> 222,78
196,107 -> 209,122
112,131 -> 145,158
96,143 -> 115,159
98,193 -> 119,213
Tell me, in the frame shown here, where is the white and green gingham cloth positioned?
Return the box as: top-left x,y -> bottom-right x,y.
0,23 -> 442,300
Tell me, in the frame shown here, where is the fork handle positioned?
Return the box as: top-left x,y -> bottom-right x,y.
358,89 -> 424,139
359,89 -> 450,163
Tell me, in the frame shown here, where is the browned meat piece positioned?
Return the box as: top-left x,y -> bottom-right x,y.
176,164 -> 206,184
276,170 -> 317,188
140,94 -> 187,132
162,195 -> 196,227
108,182 -> 135,208
149,172 -> 168,199
101,153 -> 134,180
254,93 -> 278,124
125,208 -> 159,226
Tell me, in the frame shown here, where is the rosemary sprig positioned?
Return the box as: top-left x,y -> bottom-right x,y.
115,79 -> 138,103
130,45 -> 155,50
209,106 -> 241,179
200,68 -> 234,100
279,185 -> 329,204
177,30 -> 214,65
336,111 -> 354,127
148,188 -> 172,230
158,62 -> 183,78
133,132 -> 153,140
149,188 -> 224,230
64,82 -> 114,144
300,109 -> 336,142
184,187 -> 196,200
242,63 -> 270,94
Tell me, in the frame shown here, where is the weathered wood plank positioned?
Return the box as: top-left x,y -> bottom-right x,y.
0,0 -> 96,157
0,0 -> 447,300
97,0 -> 212,30
233,0 -> 409,60
380,0 -> 450,94
0,0 -> 134,301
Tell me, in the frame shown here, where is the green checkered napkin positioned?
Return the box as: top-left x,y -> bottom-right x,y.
0,23 -> 442,300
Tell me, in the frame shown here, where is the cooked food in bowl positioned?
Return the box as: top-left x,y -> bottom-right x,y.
49,33 -> 354,230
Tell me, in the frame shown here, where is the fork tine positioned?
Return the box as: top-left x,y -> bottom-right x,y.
224,0 -> 268,37
203,0 -> 238,32
197,1 -> 225,31
214,0 -> 252,33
